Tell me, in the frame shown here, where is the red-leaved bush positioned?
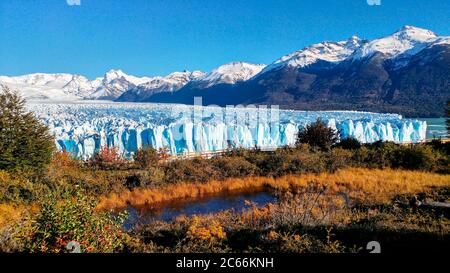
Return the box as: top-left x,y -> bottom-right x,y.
89,146 -> 126,169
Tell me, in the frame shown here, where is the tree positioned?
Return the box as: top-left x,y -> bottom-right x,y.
296,118 -> 339,151
0,86 -> 55,172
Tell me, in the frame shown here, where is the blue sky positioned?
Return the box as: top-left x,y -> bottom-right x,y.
0,0 -> 449,79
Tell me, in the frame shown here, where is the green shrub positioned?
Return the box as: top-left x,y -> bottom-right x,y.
351,142 -> 445,171
257,152 -> 288,177
19,189 -> 128,253
362,141 -> 398,168
390,144 -> 438,171
296,119 -> 339,151
427,139 -> 450,156
335,137 -> 362,150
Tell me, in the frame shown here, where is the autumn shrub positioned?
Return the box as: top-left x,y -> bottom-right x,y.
0,223 -> 24,252
133,146 -> 159,169
349,146 -> 372,168
0,170 -> 33,203
239,148 -> 269,167
42,152 -> 90,198
286,144 -> 327,174
186,216 -> 226,242
89,146 -> 127,170
210,156 -> 258,179
50,151 -> 81,169
258,229 -> 347,253
18,189 -> 128,253
171,215 -> 229,253
163,157 -> 219,183
326,148 -> 354,172
0,170 -> 50,203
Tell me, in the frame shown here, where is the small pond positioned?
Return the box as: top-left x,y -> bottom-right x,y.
122,191 -> 277,230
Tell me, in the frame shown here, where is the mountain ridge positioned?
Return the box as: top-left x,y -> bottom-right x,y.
1,26 -> 449,117
141,26 -> 450,117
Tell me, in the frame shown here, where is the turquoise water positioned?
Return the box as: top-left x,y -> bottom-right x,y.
418,118 -> 448,139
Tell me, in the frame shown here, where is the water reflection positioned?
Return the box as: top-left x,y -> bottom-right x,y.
122,191 -> 276,229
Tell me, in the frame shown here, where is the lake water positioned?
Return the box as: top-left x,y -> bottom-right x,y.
122,191 -> 276,229
418,118 -> 448,139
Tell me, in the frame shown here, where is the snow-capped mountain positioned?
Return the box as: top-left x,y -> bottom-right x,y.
351,25 -> 439,60
260,26 -> 448,74
141,26 -> 450,117
191,62 -> 266,88
261,36 -> 362,73
0,69 -> 152,101
116,71 -> 206,102
0,63 -> 265,102
88,69 -> 152,100
0,73 -> 93,101
248,25 -> 450,117
116,62 -> 266,102
1,25 -> 449,116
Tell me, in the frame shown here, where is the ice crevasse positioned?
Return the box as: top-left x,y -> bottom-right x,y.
27,102 -> 427,159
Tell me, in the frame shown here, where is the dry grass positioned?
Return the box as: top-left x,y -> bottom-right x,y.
97,168 -> 450,211
0,204 -> 25,228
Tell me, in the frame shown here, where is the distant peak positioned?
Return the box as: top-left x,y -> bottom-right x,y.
344,35 -> 362,49
393,25 -> 437,41
348,35 -> 361,42
398,25 -> 423,31
192,62 -> 266,88
215,62 -> 266,71
105,69 -> 127,78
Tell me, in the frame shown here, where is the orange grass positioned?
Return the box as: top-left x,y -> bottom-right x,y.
0,204 -> 25,228
97,168 -> 450,211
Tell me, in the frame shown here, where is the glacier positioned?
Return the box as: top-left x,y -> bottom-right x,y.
26,102 -> 427,159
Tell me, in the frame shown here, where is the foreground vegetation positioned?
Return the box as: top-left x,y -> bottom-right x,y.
97,168 -> 450,210
0,89 -> 449,253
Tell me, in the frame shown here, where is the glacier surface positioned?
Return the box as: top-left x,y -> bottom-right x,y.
27,102 -> 427,159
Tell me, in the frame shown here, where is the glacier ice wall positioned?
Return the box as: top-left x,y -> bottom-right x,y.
27,102 -> 427,159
